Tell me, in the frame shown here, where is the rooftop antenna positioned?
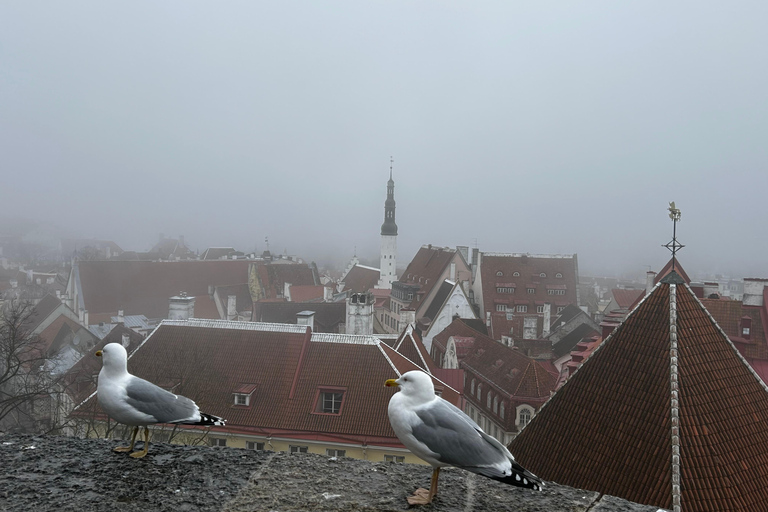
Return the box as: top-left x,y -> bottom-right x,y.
663,202 -> 684,272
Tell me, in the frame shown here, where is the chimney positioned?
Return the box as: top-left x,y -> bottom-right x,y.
284,282 -> 292,301
169,292 -> 195,320
703,282 -> 720,299
346,293 -> 374,335
486,311 -> 491,327
542,303 -> 551,338
55,290 -> 61,299
122,333 -> 131,348
400,308 -> 416,330
117,310 -> 124,324
740,316 -> 753,340
646,271 -> 657,294
472,248 -> 480,280
323,285 -> 333,302
83,310 -> 89,327
296,311 -> 315,331
601,319 -> 620,340
450,262 -> 456,281
227,295 -> 237,320
743,278 -> 768,307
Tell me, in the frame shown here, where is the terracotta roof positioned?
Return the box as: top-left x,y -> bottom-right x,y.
461,335 -> 556,401
288,285 -> 324,302
510,273 -> 768,511
75,260 -> 250,319
479,253 -> 578,340
431,317 -> 489,354
192,295 -> 220,320
654,258 -> 691,285
69,320 -> 461,446
251,302 -> 346,333
393,326 -> 438,374
213,284 -> 253,315
251,263 -> 317,301
341,265 -> 380,293
612,288 -> 645,310
398,246 -> 457,309
702,298 -> 767,359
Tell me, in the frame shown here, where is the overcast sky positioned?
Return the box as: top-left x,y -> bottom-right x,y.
2,2 -> 766,277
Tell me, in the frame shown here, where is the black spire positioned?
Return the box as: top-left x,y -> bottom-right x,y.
381,157 -> 398,236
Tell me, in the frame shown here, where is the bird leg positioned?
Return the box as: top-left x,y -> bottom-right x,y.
129,427 -> 150,458
113,426 -> 139,453
407,467 -> 440,505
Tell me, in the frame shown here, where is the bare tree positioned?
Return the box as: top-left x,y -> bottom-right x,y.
0,300 -> 61,432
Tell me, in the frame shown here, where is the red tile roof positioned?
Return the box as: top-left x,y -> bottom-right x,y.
69,321 -> 461,447
340,264 -> 380,293
251,262 -> 317,301
398,246 -> 457,310
75,260 -> 250,319
431,317 -> 488,355
510,273 -> 768,510
251,302 -> 346,333
702,298 -> 767,359
611,288 -> 645,310
479,253 -> 578,340
393,327 -> 438,374
288,285 -> 324,302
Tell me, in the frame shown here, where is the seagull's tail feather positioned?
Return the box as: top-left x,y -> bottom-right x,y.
485,461 -> 543,491
184,412 -> 226,427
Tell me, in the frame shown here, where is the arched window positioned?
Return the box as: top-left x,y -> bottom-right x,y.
499,401 -> 505,419
487,391 -> 492,408
493,397 -> 499,414
496,271 -> 503,277
476,383 -> 482,399
513,272 -> 520,277
518,407 -> 533,428
540,272 -> 546,278
556,272 -> 563,278
471,379 -> 476,395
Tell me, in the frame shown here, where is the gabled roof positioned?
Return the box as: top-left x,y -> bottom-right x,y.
251,302 -> 346,333
393,326 -> 438,374
431,317 -> 489,354
75,260 -> 250,319
461,335 -> 556,401
340,264 -> 380,293
25,294 -> 64,332
422,280 -> 454,322
654,258 -> 691,285
213,284 -> 253,315
510,273 -> 768,511
397,245 -> 457,309
250,262 -> 318,301
611,288 -> 645,310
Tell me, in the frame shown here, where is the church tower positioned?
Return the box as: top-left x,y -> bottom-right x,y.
377,159 -> 398,289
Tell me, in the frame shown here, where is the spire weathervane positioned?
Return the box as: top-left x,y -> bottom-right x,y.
663,202 -> 684,272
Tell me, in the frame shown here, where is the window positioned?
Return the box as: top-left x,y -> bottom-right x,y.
496,304 -> 507,312
290,445 -> 308,453
540,273 -> 546,278
486,391 -> 492,408
496,271 -> 503,277
318,391 -> 345,414
326,449 -> 346,457
476,383 -> 482,399
234,394 -> 249,406
537,305 -> 545,314
246,441 -> 264,450
496,287 -> 514,294
513,272 -> 520,277
211,438 -> 227,447
518,407 -> 533,428
500,402 -> 505,419
557,307 -> 565,314
547,289 -> 566,295
384,454 -> 405,463
527,288 -> 535,294
471,379 -> 476,394
517,305 -> 528,313
493,397 -> 499,414
556,273 -> 563,278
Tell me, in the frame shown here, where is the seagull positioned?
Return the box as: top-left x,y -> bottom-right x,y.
385,370 -> 542,505
96,342 -> 225,458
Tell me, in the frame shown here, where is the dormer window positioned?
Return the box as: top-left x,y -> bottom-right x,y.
540,273 -> 546,278
496,271 -> 503,277
556,273 -> 563,278
233,383 -> 258,406
513,272 -> 520,277
314,387 -> 346,415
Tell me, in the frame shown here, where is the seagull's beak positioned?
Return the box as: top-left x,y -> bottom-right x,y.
385,378 -> 399,388
95,350 -> 102,357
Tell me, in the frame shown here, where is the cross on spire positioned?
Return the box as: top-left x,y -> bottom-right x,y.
663,202 -> 684,271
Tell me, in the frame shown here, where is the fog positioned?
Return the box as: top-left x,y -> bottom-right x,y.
2,2 -> 766,277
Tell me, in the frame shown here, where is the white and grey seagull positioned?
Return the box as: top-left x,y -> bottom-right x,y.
385,370 -> 542,505
96,342 -> 225,458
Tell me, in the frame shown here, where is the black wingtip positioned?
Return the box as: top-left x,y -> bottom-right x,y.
194,413 -> 226,426
492,463 -> 544,491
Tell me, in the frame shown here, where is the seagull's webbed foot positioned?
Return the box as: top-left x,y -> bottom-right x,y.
129,427 -> 150,459
406,488 -> 433,505
113,426 -> 139,453
407,468 -> 440,505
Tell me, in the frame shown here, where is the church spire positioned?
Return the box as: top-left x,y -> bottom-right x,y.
381,156 -> 398,236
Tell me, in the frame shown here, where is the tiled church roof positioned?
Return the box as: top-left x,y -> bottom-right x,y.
510,272 -> 768,511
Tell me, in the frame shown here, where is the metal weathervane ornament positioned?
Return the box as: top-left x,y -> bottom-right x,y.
664,201 -> 684,271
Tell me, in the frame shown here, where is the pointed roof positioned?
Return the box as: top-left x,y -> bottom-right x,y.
510,272 -> 768,511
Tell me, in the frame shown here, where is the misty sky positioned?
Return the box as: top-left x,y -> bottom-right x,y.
2,2 -> 767,277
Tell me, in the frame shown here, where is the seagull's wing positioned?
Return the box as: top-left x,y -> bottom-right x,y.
411,398 -> 509,477
124,376 -> 200,424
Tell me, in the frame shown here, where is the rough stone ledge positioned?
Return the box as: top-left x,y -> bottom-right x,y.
0,433 -> 664,512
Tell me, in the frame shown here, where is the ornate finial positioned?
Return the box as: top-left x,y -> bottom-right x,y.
663,202 -> 684,271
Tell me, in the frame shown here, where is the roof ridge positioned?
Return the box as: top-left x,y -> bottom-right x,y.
668,284 -> 681,512
482,252 -> 575,259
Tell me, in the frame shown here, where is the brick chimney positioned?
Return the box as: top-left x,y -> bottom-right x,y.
646,271 -> 657,294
